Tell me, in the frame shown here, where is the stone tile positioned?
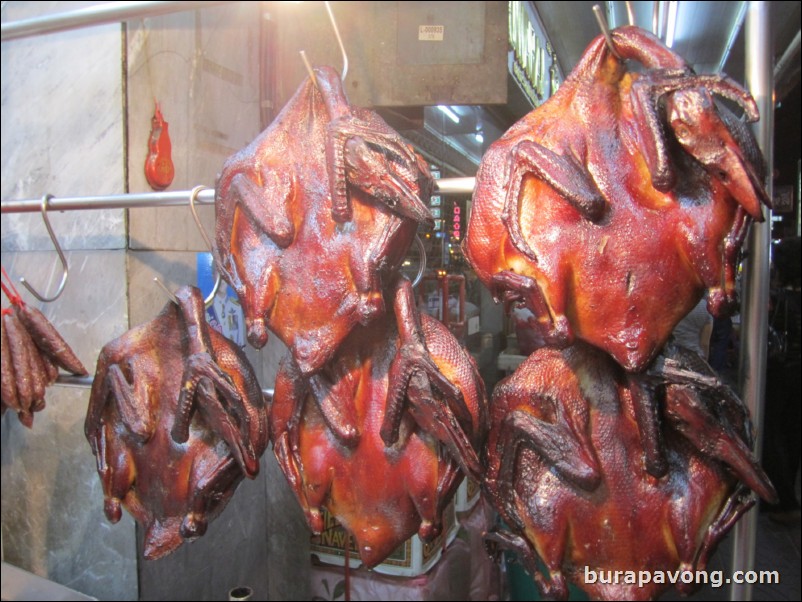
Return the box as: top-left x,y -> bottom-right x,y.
1,2 -> 125,252
126,3 -> 263,252
137,461 -> 270,602
1,249 -> 136,601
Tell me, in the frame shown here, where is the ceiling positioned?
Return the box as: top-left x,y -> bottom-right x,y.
534,1 -> 801,99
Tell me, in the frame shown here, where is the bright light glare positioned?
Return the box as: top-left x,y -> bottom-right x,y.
437,105 -> 460,124
475,133 -> 484,143
665,1 -> 679,48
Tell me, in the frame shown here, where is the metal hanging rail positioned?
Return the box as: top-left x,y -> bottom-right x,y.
1,1 -> 230,42
731,3 -> 773,601
0,178 -> 475,214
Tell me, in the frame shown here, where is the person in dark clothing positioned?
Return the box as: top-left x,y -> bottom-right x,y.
762,236 -> 801,523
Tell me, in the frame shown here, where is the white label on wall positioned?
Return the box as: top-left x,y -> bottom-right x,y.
419,25 -> 445,41
468,315 -> 481,335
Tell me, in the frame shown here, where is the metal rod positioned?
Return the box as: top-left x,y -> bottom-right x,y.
774,29 -> 801,79
717,1 -> 748,74
433,177 -> 476,195
731,3 -> 772,601
625,1 -> 636,27
56,374 -> 275,401
592,5 -> 621,59
1,179 -> 475,214
324,0 -> 348,82
1,189 -> 215,213
1,1 -> 229,42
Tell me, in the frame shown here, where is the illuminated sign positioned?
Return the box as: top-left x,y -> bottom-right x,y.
508,1 -> 560,106
452,203 -> 462,241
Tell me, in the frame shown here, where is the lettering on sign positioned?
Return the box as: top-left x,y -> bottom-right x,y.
418,24 -> 445,41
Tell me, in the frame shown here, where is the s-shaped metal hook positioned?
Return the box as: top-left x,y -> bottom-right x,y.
19,194 -> 69,302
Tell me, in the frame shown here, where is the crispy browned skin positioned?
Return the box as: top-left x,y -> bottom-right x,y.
215,66 -> 461,457
272,308 -> 486,567
215,66 -> 432,370
85,286 -> 267,559
484,343 -> 775,600
463,26 -> 769,373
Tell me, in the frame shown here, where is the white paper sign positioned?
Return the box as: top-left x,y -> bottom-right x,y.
418,25 -> 445,41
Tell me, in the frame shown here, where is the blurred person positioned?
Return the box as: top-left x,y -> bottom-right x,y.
762,236 -> 801,523
673,297 -> 713,359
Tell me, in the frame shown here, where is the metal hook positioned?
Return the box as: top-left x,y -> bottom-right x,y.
324,0 -> 348,82
592,5 -> 622,60
299,50 -> 319,88
153,186 -> 220,307
411,235 -> 427,289
19,194 -> 69,302
299,1 -> 348,88
188,185 -> 222,307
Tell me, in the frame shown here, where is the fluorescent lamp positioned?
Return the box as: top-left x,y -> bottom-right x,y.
665,1 -> 679,48
437,105 -> 460,124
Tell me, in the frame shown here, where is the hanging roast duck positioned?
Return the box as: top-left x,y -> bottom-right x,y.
214,66 -> 473,452
464,25 -> 771,477
484,342 -> 775,600
85,286 -> 267,559
463,25 -> 769,373
272,277 -> 486,565
214,66 -> 487,565
464,25 -> 775,600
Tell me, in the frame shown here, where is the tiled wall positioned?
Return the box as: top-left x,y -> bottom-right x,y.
2,2 -> 309,600
1,2 -> 134,599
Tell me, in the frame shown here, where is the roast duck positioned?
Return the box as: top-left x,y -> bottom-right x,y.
464,26 -> 769,372
1,270 -> 88,427
275,295 -> 486,566
463,26 -> 775,599
85,286 -> 267,559
214,66 -> 487,565
484,342 -> 775,600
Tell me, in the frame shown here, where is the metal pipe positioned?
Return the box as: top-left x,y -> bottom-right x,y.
56,374 -> 275,401
1,189 -> 215,213
774,29 -> 801,79
1,1 -> 229,42
1,178 -> 475,214
731,3 -> 773,601
434,177 -> 476,195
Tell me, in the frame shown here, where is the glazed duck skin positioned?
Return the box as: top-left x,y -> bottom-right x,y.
463,26 -> 769,373
271,287 -> 486,566
215,66 -> 437,446
484,342 -> 775,600
215,66 -> 432,363
85,286 -> 267,559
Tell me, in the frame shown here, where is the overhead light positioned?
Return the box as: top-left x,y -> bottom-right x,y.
475,133 -> 484,144
665,1 -> 679,48
437,105 -> 460,124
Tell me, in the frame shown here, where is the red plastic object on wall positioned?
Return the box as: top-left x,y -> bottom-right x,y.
145,102 -> 175,190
